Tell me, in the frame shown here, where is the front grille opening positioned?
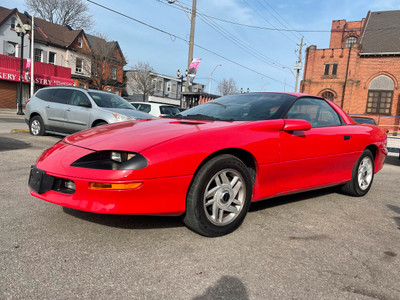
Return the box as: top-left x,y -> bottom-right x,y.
52,177 -> 76,194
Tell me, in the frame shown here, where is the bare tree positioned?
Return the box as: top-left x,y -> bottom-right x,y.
128,61 -> 156,101
217,78 -> 239,96
25,0 -> 94,31
86,33 -> 125,92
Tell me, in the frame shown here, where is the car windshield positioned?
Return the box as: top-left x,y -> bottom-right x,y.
160,106 -> 181,115
175,93 -> 296,121
89,92 -> 134,109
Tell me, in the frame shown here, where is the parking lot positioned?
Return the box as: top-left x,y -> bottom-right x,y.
1,114 -> 399,299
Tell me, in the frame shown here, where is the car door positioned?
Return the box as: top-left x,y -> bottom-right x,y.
64,90 -> 92,133
45,88 -> 73,132
277,97 -> 358,193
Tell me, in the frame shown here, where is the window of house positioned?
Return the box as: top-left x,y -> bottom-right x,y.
324,64 -> 330,76
323,64 -> 337,76
366,91 -> 393,115
171,83 -> 177,94
366,75 -> 394,115
331,64 -> 338,76
78,37 -> 83,48
5,42 -> 17,56
111,67 -> 117,80
76,58 -> 83,73
49,52 -> 56,64
10,17 -> 16,29
321,91 -> 335,101
151,78 -> 157,88
166,82 -> 171,93
34,48 -> 43,62
156,79 -> 163,91
345,37 -> 357,48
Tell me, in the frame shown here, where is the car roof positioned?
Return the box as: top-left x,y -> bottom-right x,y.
129,101 -> 178,107
37,86 -> 120,95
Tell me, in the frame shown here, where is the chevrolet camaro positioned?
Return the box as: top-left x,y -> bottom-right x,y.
29,92 -> 388,237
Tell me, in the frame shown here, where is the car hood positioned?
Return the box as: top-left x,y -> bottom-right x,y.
101,107 -> 154,119
63,118 -> 242,152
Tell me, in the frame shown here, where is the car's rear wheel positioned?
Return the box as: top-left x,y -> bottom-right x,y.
341,149 -> 374,196
183,154 -> 252,237
29,115 -> 45,136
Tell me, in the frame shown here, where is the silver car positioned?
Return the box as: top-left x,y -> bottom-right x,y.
25,86 -> 153,136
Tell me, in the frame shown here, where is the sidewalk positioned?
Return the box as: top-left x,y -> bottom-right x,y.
0,108 -> 29,133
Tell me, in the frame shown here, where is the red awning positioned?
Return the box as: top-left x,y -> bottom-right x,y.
0,54 -> 74,86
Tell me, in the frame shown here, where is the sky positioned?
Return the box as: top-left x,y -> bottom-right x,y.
3,0 -> 400,95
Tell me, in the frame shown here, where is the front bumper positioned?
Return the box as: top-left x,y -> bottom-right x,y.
29,166 -> 192,216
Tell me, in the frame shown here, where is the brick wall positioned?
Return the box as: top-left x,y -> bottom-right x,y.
301,17 -> 400,134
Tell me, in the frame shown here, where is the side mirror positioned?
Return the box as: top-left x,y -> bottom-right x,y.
78,101 -> 92,108
283,119 -> 312,132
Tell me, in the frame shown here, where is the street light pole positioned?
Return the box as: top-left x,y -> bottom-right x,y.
208,64 -> 221,94
15,23 -> 31,115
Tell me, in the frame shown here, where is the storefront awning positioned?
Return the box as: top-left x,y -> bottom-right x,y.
0,55 -> 74,86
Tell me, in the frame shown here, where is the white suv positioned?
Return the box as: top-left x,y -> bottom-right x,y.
129,101 -> 181,117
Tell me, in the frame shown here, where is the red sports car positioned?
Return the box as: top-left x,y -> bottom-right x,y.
29,93 -> 387,237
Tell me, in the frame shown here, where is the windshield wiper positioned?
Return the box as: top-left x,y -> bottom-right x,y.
174,114 -> 221,121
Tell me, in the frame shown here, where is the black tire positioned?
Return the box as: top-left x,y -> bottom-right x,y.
29,115 -> 46,136
183,154 -> 252,237
341,149 -> 375,197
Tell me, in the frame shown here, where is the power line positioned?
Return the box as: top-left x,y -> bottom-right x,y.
86,0 -> 294,88
254,0 -> 300,40
241,0 -> 299,44
162,0 -> 291,76
169,1 -> 287,70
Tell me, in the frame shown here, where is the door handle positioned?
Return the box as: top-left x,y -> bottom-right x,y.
343,135 -> 352,140
66,108 -> 71,111
45,105 -> 50,108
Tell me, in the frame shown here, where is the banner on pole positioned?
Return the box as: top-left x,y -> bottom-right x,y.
187,58 -> 201,85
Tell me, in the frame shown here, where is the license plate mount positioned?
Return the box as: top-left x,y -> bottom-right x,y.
28,166 -> 54,194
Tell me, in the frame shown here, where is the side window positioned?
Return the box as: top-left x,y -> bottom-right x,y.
138,104 -> 151,113
286,98 -> 342,127
70,91 -> 91,107
35,89 -> 56,102
53,89 -> 73,104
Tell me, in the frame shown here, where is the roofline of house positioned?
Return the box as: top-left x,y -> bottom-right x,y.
360,52 -> 400,56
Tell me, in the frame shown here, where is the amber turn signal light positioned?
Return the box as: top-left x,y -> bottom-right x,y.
89,182 -> 142,190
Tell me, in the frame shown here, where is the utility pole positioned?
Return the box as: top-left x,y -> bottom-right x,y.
186,0 -> 197,92
294,36 -> 304,93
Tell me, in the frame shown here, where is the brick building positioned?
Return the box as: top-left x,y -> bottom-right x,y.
301,10 -> 400,133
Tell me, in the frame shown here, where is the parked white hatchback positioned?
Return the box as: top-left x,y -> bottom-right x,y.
129,101 -> 182,117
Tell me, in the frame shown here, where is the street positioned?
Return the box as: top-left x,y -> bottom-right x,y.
1,121 -> 400,299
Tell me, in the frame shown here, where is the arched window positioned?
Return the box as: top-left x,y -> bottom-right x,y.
321,91 -> 334,101
345,37 -> 357,48
367,75 -> 394,115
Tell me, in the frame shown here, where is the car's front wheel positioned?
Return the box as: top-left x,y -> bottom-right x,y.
341,149 -> 375,196
29,115 -> 45,136
183,154 -> 252,237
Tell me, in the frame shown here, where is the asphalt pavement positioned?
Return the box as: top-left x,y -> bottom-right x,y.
0,113 -> 400,299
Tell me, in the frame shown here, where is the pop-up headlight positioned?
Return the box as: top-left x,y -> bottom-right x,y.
71,151 -> 147,170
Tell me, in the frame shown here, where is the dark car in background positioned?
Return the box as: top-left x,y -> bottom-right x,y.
351,116 -> 377,125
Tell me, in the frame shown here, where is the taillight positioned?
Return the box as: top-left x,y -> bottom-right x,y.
25,99 -> 31,105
